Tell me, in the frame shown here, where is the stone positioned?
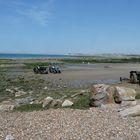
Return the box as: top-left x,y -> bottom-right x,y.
15,90 -> 27,97
106,86 -> 116,103
118,101 -> 137,112
14,87 -> 20,91
120,105 -> 140,117
44,86 -> 48,90
116,86 -> 136,101
42,97 -> 54,108
90,84 -> 117,107
71,92 -> 84,98
80,89 -> 88,93
62,100 -> 73,107
90,84 -> 137,107
0,100 -> 15,112
90,91 -> 109,107
113,91 -> 122,104
51,99 -> 62,107
29,91 -> 33,94
15,96 -> 35,105
5,134 -> 15,140
0,104 -> 15,112
121,100 -> 137,108
90,84 -> 109,94
6,89 -> 14,94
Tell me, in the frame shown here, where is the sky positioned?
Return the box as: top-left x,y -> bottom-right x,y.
0,0 -> 140,54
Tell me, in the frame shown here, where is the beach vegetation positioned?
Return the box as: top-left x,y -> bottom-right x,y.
61,57 -> 140,64
14,104 -> 43,112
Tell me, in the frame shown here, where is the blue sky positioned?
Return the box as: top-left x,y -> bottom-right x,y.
0,0 -> 140,54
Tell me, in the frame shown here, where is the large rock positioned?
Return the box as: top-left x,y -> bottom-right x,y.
121,101 -> 137,108
106,86 -> 122,104
90,84 -> 109,94
90,84 -> 111,107
90,91 -> 109,107
90,84 -> 137,107
42,97 -> 54,108
120,105 -> 140,117
62,100 -> 73,107
90,84 -> 122,107
116,86 -> 136,101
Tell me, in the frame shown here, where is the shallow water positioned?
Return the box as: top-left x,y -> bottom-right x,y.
65,64 -> 99,70
62,79 -> 120,89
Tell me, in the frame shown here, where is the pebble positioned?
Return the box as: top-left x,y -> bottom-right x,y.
0,107 -> 140,140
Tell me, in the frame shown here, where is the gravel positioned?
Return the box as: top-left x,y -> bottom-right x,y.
0,104 -> 140,140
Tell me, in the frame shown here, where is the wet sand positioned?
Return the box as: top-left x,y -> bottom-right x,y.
43,63 -> 140,81
2,61 -> 140,89
28,63 -> 140,89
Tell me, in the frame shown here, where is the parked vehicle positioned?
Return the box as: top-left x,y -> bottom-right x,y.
49,65 -> 61,74
33,66 -> 48,74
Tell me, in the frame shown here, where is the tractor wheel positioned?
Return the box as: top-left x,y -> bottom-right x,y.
130,73 -> 137,84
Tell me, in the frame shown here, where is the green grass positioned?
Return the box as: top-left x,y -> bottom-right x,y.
61,57 -> 140,64
14,104 -> 43,112
23,62 -> 50,69
72,94 -> 90,109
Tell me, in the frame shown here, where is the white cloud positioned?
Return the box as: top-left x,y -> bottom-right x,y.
19,6 -> 50,26
2,0 -> 54,26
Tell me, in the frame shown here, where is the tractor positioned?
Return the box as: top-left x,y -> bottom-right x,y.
49,65 -> 61,74
33,66 -> 48,74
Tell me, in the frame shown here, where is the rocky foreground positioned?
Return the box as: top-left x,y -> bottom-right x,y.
1,84 -> 140,140
1,105 -> 140,140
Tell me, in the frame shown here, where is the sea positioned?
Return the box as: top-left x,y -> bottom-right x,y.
0,53 -> 74,59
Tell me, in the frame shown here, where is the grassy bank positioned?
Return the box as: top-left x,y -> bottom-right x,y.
0,73 -> 90,111
61,57 -> 140,64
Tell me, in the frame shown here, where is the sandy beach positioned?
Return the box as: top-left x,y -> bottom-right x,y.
1,60 -> 140,139
49,63 -> 133,80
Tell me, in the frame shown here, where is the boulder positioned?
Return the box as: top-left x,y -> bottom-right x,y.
42,97 -> 54,108
90,84 -> 122,107
90,84 -> 136,107
90,84 -> 109,94
116,86 -> 136,101
15,90 -> 27,97
120,105 -> 140,117
62,100 -> 73,107
90,91 -> 109,107
108,86 -> 122,104
106,86 -> 116,103
118,100 -> 137,112
121,100 -> 137,108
